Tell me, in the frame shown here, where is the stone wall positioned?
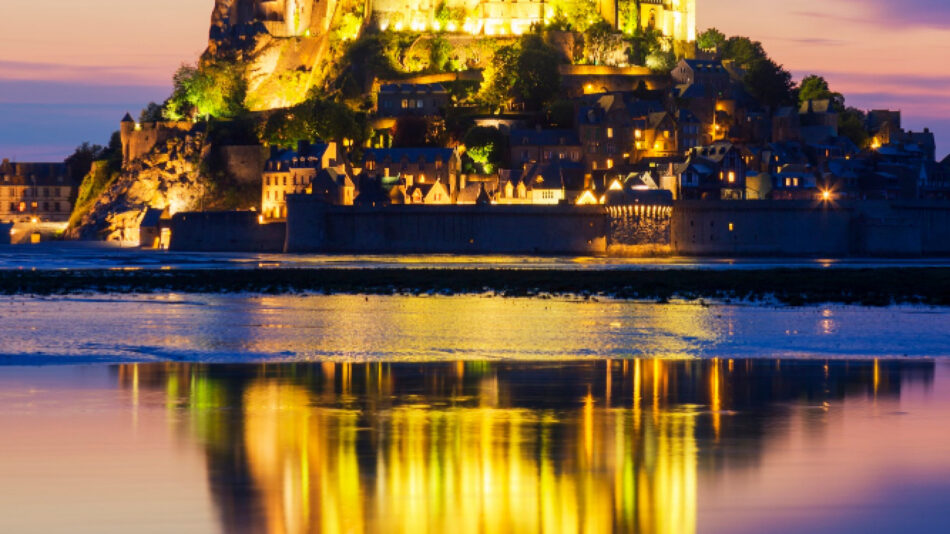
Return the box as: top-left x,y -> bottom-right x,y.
285,198 -> 607,254
217,145 -> 265,184
671,200 -> 950,256
120,121 -> 196,164
169,211 -> 285,252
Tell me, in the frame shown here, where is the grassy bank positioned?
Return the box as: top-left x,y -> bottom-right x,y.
0,267 -> 948,305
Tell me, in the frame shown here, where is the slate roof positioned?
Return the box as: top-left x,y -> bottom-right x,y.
363,147 -> 455,163
379,83 -> 447,94
509,129 -> 580,147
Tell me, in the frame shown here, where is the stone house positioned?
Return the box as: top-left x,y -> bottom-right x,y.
377,84 -> 449,117
509,129 -> 583,170
261,142 -> 339,220
361,147 -> 461,196
0,160 -> 75,222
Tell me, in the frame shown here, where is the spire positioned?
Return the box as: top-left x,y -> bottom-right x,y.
121,113 -> 135,123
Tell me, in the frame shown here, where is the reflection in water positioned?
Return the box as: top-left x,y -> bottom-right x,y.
115,359 -> 933,534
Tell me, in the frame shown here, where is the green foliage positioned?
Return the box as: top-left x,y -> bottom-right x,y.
697,28 -> 726,51
261,92 -> 367,149
744,58 -> 796,109
514,35 -> 562,111
618,0 -> 641,35
429,36 -> 451,72
67,160 -> 119,230
139,102 -> 164,123
721,37 -> 767,69
550,0 -> 604,32
434,2 -> 466,29
584,21 -> 626,66
625,27 -> 666,67
462,126 -> 507,173
645,48 -> 676,73
65,142 -> 106,182
839,107 -> 869,148
798,75 -> 845,110
166,59 -> 248,120
480,44 -> 520,111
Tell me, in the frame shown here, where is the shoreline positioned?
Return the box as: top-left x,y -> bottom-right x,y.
1,267 -> 948,305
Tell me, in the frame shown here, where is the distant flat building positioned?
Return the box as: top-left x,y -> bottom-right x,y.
0,159 -> 75,222
377,84 -> 449,117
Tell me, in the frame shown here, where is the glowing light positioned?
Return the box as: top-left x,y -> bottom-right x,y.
446,22 -> 457,32
30,217 -> 38,224
394,21 -> 403,31
821,190 -> 832,201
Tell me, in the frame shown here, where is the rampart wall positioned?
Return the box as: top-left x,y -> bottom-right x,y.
284,198 -> 607,254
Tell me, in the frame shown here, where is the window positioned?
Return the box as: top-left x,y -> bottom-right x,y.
607,127 -> 614,139
417,99 -> 423,108
606,159 -> 614,169
283,177 -> 287,186
266,177 -> 270,186
728,171 -> 736,183
401,99 -> 408,109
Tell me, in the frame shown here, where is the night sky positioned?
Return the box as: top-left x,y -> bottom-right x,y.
0,0 -> 947,161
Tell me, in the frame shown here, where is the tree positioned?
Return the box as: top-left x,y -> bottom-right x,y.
480,44 -> 519,111
261,94 -> 366,149
697,28 -> 726,51
429,36 -> 451,72
838,107 -> 869,148
515,36 -> 562,111
584,21 -> 625,66
744,58 -> 796,109
722,37 -> 767,69
165,59 -> 248,120
462,126 -> 507,173
619,0 -> 641,35
139,102 -> 164,123
64,142 -> 105,180
798,75 -> 844,111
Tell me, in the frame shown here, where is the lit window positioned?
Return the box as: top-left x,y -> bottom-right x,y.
606,159 -> 614,169
635,129 -> 642,139
728,222 -> 734,232
728,171 -> 735,183
607,128 -> 614,139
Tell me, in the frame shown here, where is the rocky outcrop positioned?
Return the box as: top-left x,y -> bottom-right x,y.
68,131 -> 209,242
206,0 -> 343,110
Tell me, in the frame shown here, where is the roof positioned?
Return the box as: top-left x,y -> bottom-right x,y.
266,143 -> 332,166
363,147 -> 456,164
121,112 -> 135,123
509,129 -> 580,147
522,160 -> 585,191
457,183 -> 491,204
800,99 -> 835,114
379,83 -> 447,94
0,161 -> 71,186
680,59 -> 728,74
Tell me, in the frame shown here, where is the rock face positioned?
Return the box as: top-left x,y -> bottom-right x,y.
68,131 -> 209,243
206,0 -> 340,111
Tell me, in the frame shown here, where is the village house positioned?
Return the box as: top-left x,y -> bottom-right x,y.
377,83 -> 449,117
509,129 -> 583,169
0,160 -> 75,222
261,142 -> 339,220
361,147 -> 461,196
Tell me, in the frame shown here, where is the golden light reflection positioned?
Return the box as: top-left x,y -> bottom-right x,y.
113,359 -> 929,534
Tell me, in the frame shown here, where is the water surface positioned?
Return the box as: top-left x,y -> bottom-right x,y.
1,359 -> 948,534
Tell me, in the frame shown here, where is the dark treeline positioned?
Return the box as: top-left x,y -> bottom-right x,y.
1,267 -> 948,305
